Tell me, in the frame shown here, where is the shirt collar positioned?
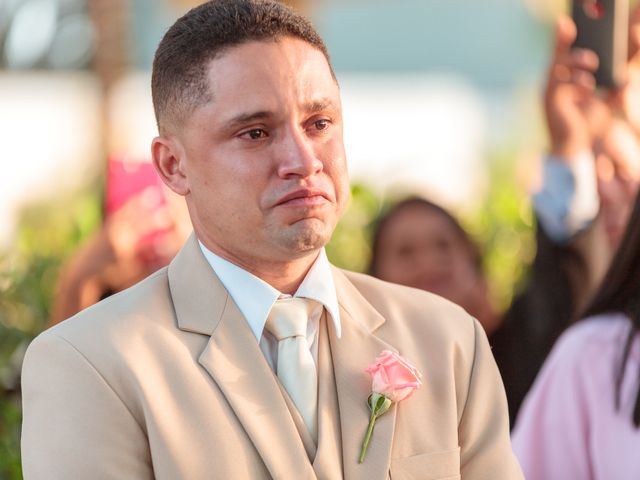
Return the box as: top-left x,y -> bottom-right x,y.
198,241 -> 341,341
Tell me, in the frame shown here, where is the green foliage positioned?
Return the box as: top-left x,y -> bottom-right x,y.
0,185 -> 101,479
326,183 -> 382,273
462,148 -> 535,310
0,394 -> 22,479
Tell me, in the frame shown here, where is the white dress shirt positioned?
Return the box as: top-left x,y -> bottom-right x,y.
198,241 -> 341,371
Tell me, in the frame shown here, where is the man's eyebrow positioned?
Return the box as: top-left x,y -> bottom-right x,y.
223,111 -> 273,129
304,99 -> 337,113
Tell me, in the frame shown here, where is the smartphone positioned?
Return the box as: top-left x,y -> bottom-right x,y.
571,0 -> 628,88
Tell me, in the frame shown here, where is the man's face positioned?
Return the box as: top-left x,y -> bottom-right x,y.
170,37 -> 349,268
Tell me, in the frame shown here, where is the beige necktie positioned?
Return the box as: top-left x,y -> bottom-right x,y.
266,297 -> 318,442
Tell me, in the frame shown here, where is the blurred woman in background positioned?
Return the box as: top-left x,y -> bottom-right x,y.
369,197 -> 500,334
512,191 -> 640,480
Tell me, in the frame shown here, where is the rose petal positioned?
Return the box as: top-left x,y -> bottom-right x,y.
366,351 -> 422,402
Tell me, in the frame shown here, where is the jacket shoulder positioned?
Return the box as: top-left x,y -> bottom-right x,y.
42,267 -> 174,349
339,269 -> 478,346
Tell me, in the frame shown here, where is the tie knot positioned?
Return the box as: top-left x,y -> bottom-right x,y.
266,297 -> 310,341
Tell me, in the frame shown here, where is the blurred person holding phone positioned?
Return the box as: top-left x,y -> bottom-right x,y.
492,5 -> 640,424
49,156 -> 190,325
491,5 -> 640,424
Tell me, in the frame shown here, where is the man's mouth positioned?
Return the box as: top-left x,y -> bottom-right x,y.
275,188 -> 331,207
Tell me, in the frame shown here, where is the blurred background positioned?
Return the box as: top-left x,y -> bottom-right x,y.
0,0 -> 567,475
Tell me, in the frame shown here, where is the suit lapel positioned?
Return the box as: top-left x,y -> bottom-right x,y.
330,268 -> 398,480
168,235 -> 316,479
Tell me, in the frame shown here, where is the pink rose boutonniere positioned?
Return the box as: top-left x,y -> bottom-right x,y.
359,350 -> 422,463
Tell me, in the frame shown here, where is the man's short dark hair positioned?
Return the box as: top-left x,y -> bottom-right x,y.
151,0 -> 334,134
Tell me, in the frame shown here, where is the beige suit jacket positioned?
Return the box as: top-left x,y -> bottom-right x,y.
21,235 -> 523,479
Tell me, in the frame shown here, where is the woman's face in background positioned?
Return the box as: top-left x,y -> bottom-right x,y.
374,205 -> 482,311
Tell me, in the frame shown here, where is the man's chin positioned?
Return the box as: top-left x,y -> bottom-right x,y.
276,220 -> 333,253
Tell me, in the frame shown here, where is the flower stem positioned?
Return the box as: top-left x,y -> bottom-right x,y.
358,412 -> 377,463
359,393 -> 393,464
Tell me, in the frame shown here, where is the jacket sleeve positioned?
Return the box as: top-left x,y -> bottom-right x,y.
21,332 -> 153,479
458,319 -> 524,480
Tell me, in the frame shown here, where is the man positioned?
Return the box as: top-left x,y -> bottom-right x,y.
21,1 -> 523,478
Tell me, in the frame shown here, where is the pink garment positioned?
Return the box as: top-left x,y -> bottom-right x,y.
512,313 -> 640,480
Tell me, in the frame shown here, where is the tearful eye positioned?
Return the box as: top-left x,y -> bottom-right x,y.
314,119 -> 329,131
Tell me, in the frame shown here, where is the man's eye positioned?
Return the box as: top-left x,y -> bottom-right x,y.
244,129 -> 267,139
313,119 -> 329,131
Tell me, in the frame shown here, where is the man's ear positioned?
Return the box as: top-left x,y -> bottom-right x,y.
152,136 -> 190,196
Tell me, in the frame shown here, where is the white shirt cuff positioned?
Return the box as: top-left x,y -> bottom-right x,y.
533,151 -> 600,242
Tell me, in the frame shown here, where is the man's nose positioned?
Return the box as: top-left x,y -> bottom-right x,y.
277,127 -> 323,178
